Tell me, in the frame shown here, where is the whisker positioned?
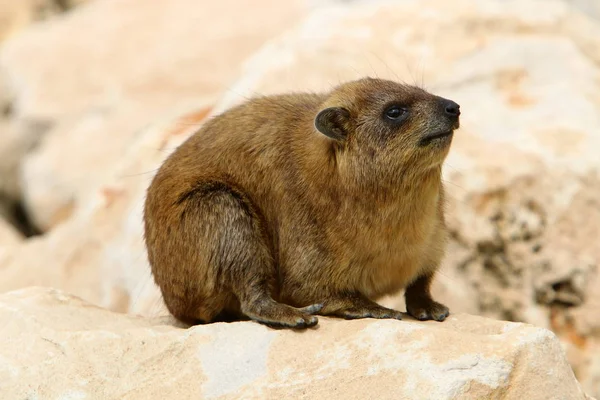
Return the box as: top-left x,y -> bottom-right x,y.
369,51 -> 402,83
118,168 -> 160,178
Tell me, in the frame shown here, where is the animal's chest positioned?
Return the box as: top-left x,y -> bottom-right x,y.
339,199 -> 439,297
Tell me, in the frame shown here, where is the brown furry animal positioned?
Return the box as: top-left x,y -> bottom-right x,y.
143,77 -> 460,329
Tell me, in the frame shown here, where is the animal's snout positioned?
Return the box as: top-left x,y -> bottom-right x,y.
442,99 -> 460,118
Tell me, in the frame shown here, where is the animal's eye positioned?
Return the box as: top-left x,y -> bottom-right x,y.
385,106 -> 407,120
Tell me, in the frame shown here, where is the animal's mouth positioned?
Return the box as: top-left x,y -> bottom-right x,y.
420,130 -> 453,146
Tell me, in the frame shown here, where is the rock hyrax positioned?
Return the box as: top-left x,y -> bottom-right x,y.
144,77 -> 460,329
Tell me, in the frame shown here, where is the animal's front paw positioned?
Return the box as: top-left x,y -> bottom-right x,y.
406,297 -> 449,322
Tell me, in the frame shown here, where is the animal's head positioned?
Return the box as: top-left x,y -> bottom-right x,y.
314,78 -> 459,176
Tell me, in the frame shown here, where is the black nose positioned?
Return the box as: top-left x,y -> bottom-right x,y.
444,100 -> 460,117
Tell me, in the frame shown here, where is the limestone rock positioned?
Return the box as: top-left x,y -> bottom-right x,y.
0,0 -> 91,227
0,215 -> 22,246
0,0 -> 313,231
0,0 -> 49,42
0,214 -> 21,269
0,287 -> 593,400
0,0 -> 91,42
0,119 -> 45,202
565,0 -> 600,20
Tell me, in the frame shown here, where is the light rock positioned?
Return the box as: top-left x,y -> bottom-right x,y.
0,215 -> 22,246
0,0 -> 91,226
565,0 -> 600,20
0,214 -> 21,269
0,0 -> 313,231
60,0 -> 92,9
0,287 -> 594,400
0,0 -> 48,42
0,0 -> 91,42
1,0 -> 308,121
0,119 -> 46,202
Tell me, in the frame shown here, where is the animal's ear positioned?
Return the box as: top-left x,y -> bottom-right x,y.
314,107 -> 350,141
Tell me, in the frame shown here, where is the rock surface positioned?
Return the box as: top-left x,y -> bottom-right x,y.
567,0 -> 600,19
0,0 -> 69,42
0,215 -> 21,246
0,287 -> 593,400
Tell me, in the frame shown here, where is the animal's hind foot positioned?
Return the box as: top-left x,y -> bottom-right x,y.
241,298 -> 323,329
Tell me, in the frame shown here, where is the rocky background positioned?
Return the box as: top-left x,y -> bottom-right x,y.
0,0 -> 599,398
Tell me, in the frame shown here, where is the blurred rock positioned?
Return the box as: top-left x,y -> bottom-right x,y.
0,119 -> 47,206
0,0 -> 313,231
0,214 -> 22,246
61,0 -> 91,8
0,0 -> 51,42
0,0 -> 91,229
566,0 -> 600,20
0,287 -> 593,400
0,115 -> 51,235
0,0 -> 91,42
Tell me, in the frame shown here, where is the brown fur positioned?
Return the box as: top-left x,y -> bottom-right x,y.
143,77 -> 460,328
